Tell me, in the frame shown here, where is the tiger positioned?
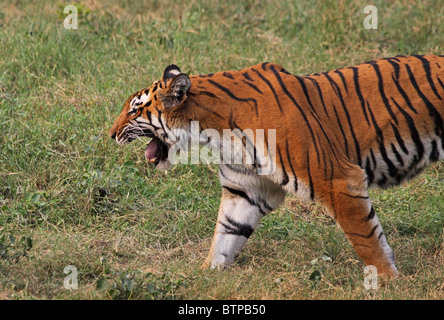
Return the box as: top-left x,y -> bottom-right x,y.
109,55 -> 444,276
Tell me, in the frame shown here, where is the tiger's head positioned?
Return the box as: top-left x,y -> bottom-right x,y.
109,65 -> 191,169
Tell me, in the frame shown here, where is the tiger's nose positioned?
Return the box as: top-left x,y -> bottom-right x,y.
110,131 -> 117,140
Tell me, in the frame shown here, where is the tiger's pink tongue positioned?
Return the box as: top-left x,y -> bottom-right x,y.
145,139 -> 158,163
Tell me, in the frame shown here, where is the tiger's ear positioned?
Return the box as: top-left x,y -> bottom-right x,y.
159,73 -> 191,109
162,64 -> 182,81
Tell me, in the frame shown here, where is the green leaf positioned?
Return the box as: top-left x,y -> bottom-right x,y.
146,283 -> 156,294
31,193 -> 40,204
96,277 -> 108,291
25,237 -> 33,250
8,234 -> 15,245
309,270 -> 321,281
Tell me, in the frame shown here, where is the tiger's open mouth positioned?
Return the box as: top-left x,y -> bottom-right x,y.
145,136 -> 170,168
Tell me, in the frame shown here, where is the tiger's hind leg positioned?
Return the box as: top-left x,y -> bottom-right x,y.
321,165 -> 399,276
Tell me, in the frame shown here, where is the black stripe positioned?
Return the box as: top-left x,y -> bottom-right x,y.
430,140 -> 440,162
242,72 -> 253,81
390,73 -> 417,114
320,136 -> 328,178
251,68 -> 283,113
219,166 -> 240,185
285,140 -> 298,192
294,76 -> 339,167
332,104 -> 350,158
390,97 -> 424,161
155,108 -> 168,139
280,67 -> 291,74
370,61 -> 399,125
438,77 -> 444,90
328,157 -> 335,180
230,124 -> 259,169
365,207 -> 376,221
370,148 -> 377,169
390,143 -> 404,167
405,64 -> 444,148
223,186 -> 267,215
220,217 -> 254,238
323,72 -> 362,166
413,55 -> 442,100
390,123 -> 409,154
145,109 -> 153,123
296,76 -> 319,116
334,69 -> 349,94
242,80 -> 263,94
377,173 -> 388,187
305,77 -> 330,118
223,186 -> 253,205
295,75 -> 345,169
277,146 -> 289,185
346,225 -> 378,239
269,66 -> 320,161
222,72 -> 234,80
208,79 -> 259,117
365,157 -> 375,185
306,152 -> 315,200
262,130 -> 274,175
228,109 -> 234,130
386,59 -> 400,80
130,118 -> 154,136
367,101 -> 399,181
350,67 -> 370,126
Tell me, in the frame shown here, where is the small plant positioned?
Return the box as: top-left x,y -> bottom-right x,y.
0,233 -> 33,263
308,254 -> 333,285
95,259 -> 187,300
143,272 -> 188,300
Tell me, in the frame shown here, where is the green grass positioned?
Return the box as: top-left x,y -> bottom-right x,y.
0,0 -> 443,300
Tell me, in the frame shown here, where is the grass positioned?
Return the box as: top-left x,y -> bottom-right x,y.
0,0 -> 443,300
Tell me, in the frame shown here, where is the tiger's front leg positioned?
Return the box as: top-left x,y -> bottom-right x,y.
202,171 -> 285,269
201,187 -> 260,268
